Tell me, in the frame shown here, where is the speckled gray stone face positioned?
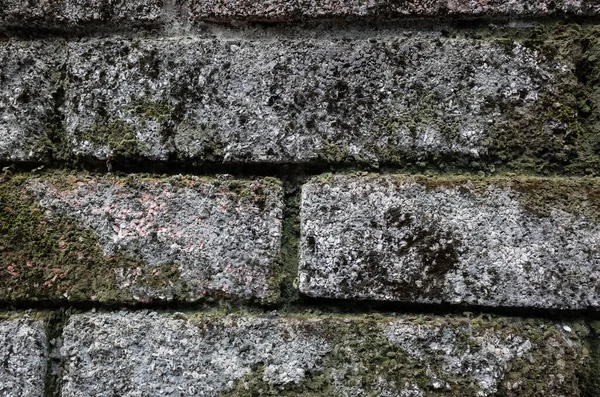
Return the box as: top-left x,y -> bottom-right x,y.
59,312 -> 588,397
1,0 -> 598,29
385,322 -> 532,394
299,175 -> 600,309
0,0 -> 163,29
27,175 -> 283,302
0,317 -> 48,397
446,0 -> 600,16
184,0 -> 600,21
0,40 -> 64,162
60,312 -> 331,396
64,34 -> 572,163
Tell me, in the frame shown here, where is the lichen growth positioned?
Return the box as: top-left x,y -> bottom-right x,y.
471,24 -> 600,176
0,172 -> 181,303
79,119 -> 144,159
216,314 -> 587,396
411,174 -> 600,221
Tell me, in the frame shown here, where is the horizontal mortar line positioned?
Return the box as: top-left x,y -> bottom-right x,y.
0,299 -> 599,321
2,161 -> 599,180
3,15 -> 600,39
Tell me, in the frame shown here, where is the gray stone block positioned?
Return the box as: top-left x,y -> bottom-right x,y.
0,39 -> 65,162
0,0 -> 163,29
184,0 -> 600,21
63,33 -> 576,166
0,173 -> 283,303
0,316 -> 48,397
300,174 -> 600,309
60,311 -> 589,396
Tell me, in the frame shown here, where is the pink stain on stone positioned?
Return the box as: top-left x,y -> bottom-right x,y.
26,176 -> 283,302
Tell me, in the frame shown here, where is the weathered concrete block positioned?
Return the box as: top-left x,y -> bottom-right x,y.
0,0 -> 163,29
0,39 -> 65,162
63,33 -> 578,168
60,311 -> 589,396
183,0 -> 444,21
0,173 -> 283,303
0,316 -> 48,397
184,0 -> 600,21
300,174 -> 600,309
446,0 -> 600,16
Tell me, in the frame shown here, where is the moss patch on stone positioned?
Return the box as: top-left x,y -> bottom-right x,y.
468,24 -> 600,176
410,174 -> 600,221
79,119 -> 144,159
0,172 -> 182,303
216,313 -> 587,396
581,321 -> 600,397
497,321 -> 589,397
312,24 -> 600,175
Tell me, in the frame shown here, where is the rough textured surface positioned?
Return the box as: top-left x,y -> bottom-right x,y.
446,0 -> 600,16
63,33 -> 576,166
60,311 -> 589,397
0,0 -> 163,29
0,316 -> 48,397
61,312 -> 330,396
300,174 -> 600,309
1,0 -> 597,29
185,0 -> 600,21
0,39 -> 64,162
0,172 -> 283,303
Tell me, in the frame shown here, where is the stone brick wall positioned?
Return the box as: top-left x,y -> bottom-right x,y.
1,1 -> 600,396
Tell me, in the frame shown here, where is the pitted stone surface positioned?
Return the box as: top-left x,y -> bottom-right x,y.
64,34 -> 573,164
60,311 -> 332,396
0,40 -> 65,162
447,0 -> 600,16
385,322 -> 532,394
60,312 -> 588,396
0,0 -> 163,29
1,0 -> 598,29
0,317 -> 48,397
26,174 -> 283,302
300,175 -> 600,309
185,0 -> 600,21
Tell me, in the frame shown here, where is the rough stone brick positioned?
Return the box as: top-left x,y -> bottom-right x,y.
0,173 -> 283,303
299,174 -> 600,309
60,311 -> 589,396
63,33 -> 577,168
0,0 -> 163,30
446,0 -> 600,16
0,316 -> 48,397
0,39 -> 65,162
184,0 -> 600,21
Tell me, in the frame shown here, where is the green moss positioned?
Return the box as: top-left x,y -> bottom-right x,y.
475,24 -> 600,176
78,97 -> 175,160
0,172 -> 180,303
581,321 -> 600,397
310,24 -> 600,175
315,173 -> 333,184
128,97 -> 173,122
80,119 -> 144,158
44,309 -> 72,397
497,322 -> 588,397
0,310 -> 52,323
410,174 -> 600,221
221,363 -> 337,397
220,316 -> 427,397
220,314 -> 574,396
